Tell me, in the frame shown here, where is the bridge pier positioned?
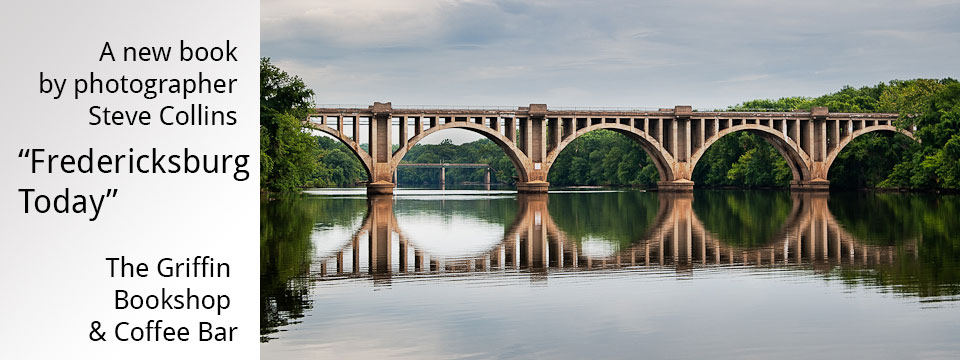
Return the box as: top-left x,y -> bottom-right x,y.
367,181 -> 395,195
657,180 -> 695,192
790,179 -> 830,192
517,181 -> 550,193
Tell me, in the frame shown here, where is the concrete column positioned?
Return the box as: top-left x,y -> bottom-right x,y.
832,119 -> 839,152
353,116 -> 361,143
820,119 -> 827,162
656,119 -> 663,150
484,168 -> 490,185
671,118 -> 678,159
440,167 -> 445,185
336,115 -> 343,134
399,116 -> 407,147
384,116 -> 392,163
698,119 -> 705,156
519,117 -> 530,156
368,115 -> 377,162
415,116 -> 422,136
367,102 -> 396,195
547,117 -> 560,153
791,119 -> 800,147
532,116 -> 545,163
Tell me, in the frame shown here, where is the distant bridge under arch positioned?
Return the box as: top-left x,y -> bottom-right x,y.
396,163 -> 497,185
307,102 -> 915,194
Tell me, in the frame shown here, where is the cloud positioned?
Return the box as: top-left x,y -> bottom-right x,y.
262,0 -> 960,110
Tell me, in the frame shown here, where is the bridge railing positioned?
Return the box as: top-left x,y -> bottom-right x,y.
548,106 -> 664,112
312,103 -> 838,114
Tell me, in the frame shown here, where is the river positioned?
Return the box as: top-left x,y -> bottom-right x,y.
261,188 -> 960,359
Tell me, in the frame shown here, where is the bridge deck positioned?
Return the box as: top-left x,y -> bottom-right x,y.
313,106 -> 897,119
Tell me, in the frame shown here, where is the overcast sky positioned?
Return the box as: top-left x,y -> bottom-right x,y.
263,0 -> 960,143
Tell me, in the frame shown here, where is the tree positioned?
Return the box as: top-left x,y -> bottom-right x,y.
260,58 -> 318,192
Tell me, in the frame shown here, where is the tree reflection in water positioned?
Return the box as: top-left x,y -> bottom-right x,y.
260,190 -> 960,341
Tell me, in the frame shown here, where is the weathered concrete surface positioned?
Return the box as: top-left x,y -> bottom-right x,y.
307,103 -> 915,194
366,181 -> 395,195
516,181 -> 550,193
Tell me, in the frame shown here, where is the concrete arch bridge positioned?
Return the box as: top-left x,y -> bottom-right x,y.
308,102 -> 915,194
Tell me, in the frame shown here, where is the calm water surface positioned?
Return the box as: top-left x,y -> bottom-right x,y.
261,188 -> 960,359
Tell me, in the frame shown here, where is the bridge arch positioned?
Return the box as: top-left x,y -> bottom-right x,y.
543,123 -> 677,182
307,120 -> 375,182
390,121 -> 533,183
823,124 -> 917,178
688,124 -> 812,183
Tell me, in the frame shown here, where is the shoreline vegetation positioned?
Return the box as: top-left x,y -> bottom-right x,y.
260,58 -> 960,193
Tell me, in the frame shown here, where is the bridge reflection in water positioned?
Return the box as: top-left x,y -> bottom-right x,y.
315,193 -> 915,280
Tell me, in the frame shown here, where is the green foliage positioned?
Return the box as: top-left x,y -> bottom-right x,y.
262,66 -> 960,190
547,130 -> 660,187
734,97 -> 815,111
260,195 -> 368,341
694,132 -> 792,188
260,58 -> 318,192
829,133 -> 919,188
714,79 -> 960,190
828,192 -> 960,297
874,79 -> 960,189
692,190 -> 792,247
393,196 -> 518,226
305,137 -> 367,187
397,138 -> 518,185
548,191 -> 660,250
